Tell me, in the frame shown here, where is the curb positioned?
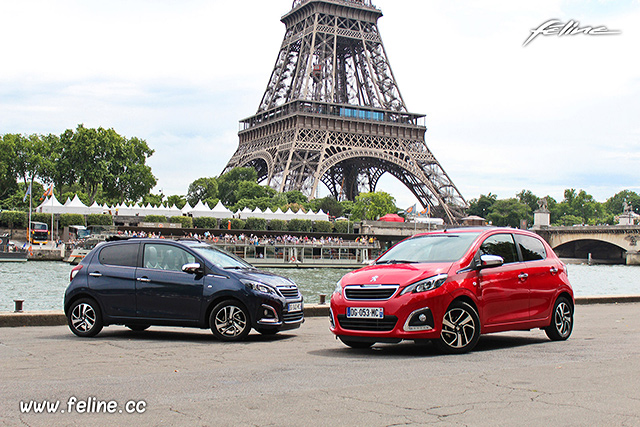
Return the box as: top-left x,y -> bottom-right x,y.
2,296 -> 639,328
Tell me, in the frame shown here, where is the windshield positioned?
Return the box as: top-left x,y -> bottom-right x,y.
376,233 -> 481,264
190,244 -> 253,269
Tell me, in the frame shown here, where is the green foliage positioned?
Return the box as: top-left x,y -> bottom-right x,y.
217,167 -> 258,206
59,214 -> 85,227
169,216 -> 193,228
550,189 -> 604,226
193,217 -> 218,229
313,220 -> 333,233
52,124 -> 156,204
145,215 -> 168,223
317,196 -> 343,217
245,217 -> 267,230
219,218 -> 233,229
334,220 -> 353,234
269,219 -> 287,231
467,193 -> 498,218
486,198 -> 531,228
31,213 -> 51,224
283,203 -> 305,213
284,190 -> 308,205
229,218 -> 246,230
166,195 -> 187,210
287,218 -> 313,232
87,214 -> 113,226
141,193 -> 164,207
351,192 -> 397,221
0,210 -> 27,228
605,190 -> 640,216
557,214 -> 583,226
517,190 -> 540,214
187,177 -> 218,206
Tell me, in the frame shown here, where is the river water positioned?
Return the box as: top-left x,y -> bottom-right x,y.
0,262 -> 638,312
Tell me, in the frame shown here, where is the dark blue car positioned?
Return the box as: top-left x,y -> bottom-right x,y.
64,238 -> 304,340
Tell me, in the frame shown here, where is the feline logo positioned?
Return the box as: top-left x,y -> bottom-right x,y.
524,19 -> 621,47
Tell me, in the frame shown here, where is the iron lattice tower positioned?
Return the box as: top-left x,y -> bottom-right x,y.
223,0 -> 467,223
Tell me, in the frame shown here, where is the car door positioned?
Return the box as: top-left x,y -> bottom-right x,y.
87,242 -> 139,319
514,233 -> 558,321
136,243 -> 203,321
476,233 -> 529,326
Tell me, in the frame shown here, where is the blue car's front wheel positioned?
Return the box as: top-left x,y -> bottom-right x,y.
210,300 -> 251,341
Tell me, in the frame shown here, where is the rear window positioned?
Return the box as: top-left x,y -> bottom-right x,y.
98,243 -> 139,267
515,234 -> 546,261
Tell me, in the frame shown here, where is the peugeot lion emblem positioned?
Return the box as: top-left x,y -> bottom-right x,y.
370,275 -> 379,283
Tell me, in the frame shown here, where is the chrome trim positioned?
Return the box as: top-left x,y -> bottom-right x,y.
343,284 -> 399,301
257,304 -> 281,325
206,274 -> 229,279
403,307 -> 434,332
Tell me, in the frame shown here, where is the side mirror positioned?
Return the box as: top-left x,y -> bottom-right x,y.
182,263 -> 203,275
478,254 -> 504,269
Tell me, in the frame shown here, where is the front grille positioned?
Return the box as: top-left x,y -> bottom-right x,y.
283,311 -> 304,323
277,285 -> 300,300
337,315 -> 398,331
344,285 -> 398,300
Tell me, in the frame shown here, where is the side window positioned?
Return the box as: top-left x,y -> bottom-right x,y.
479,234 -> 518,264
515,234 -> 546,261
144,244 -> 196,271
99,243 -> 139,267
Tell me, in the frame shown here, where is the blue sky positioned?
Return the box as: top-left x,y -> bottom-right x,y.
1,0 -> 638,209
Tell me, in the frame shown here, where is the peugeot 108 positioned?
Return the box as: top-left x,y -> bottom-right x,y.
65,238 -> 303,340
330,228 -> 573,353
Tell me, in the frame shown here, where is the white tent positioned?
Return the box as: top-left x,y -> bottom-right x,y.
63,195 -> 90,214
88,201 -> 104,214
181,202 -> 193,216
209,201 -> 234,219
36,195 -> 65,214
190,200 -> 216,218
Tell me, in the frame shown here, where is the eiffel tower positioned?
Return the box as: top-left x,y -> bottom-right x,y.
223,0 -> 467,223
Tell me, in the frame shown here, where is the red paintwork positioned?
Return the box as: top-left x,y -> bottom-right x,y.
329,228 -> 573,341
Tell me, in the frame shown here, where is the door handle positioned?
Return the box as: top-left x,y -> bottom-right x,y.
137,277 -> 151,283
89,272 -> 102,277
518,273 -> 529,280
549,267 -> 558,274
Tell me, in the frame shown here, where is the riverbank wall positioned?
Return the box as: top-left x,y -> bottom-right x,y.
2,296 -> 640,327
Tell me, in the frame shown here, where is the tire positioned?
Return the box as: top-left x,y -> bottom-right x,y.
209,300 -> 251,341
126,324 -> 150,332
339,337 -> 374,349
435,301 -> 480,354
67,298 -> 103,337
545,297 -> 573,341
256,328 -> 279,336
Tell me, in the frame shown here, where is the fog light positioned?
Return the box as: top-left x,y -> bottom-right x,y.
404,308 -> 434,331
419,313 -> 426,322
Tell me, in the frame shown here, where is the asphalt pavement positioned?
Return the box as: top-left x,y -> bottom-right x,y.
1,303 -> 639,426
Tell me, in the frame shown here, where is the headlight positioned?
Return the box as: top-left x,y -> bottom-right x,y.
242,280 -> 277,295
333,279 -> 343,296
400,274 -> 448,295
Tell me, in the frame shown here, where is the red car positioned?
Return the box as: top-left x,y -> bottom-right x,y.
330,228 -> 574,353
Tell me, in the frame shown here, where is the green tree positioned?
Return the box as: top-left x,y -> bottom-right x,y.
186,177 -> 218,206
166,195 -> 187,209
217,167 -> 258,206
605,190 -> 640,215
317,196 -> 343,217
351,192 -> 397,221
52,125 -> 156,204
467,193 -> 497,219
516,190 -> 540,214
486,198 -> 530,228
284,190 -> 308,205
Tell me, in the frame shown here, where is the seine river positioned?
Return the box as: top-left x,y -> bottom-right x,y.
0,261 -> 638,312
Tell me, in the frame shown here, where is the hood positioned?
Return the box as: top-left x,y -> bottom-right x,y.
233,268 -> 296,287
341,262 -> 455,287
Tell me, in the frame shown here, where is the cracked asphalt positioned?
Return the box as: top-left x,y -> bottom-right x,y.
1,303 -> 639,426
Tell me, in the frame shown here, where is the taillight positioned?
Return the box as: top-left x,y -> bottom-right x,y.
70,264 -> 83,281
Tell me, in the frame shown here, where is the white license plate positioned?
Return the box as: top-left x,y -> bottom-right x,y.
288,302 -> 302,312
347,307 -> 384,319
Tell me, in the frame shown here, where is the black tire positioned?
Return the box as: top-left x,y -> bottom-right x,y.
126,324 -> 150,332
256,328 -> 279,336
67,298 -> 103,337
545,297 -> 573,341
209,300 -> 251,341
339,337 -> 375,349
435,301 -> 480,354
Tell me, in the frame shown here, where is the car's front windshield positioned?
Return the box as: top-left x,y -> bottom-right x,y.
376,232 -> 481,264
190,244 -> 253,269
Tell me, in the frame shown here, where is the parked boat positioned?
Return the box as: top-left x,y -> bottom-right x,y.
0,233 -> 28,262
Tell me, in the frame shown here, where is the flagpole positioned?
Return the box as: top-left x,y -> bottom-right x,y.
50,185 -> 54,246
28,177 -> 32,247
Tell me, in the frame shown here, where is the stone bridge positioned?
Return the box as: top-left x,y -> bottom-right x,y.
533,226 -> 640,265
